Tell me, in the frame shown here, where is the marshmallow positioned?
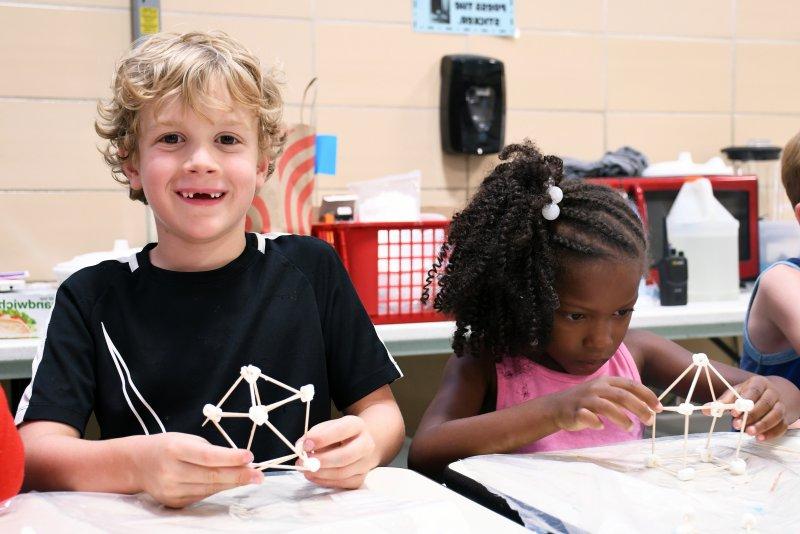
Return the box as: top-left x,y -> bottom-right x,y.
730,458 -> 747,475
248,405 -> 270,426
708,401 -> 725,418
677,467 -> 695,481
741,513 -> 756,530
203,404 -> 223,423
299,384 -> 315,403
303,457 -> 321,473
645,453 -> 659,468
699,449 -> 713,463
735,398 -> 754,413
677,402 -> 695,416
241,365 -> 261,384
691,353 -> 709,367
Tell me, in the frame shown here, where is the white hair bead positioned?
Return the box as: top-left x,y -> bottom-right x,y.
547,185 -> 563,204
542,203 -> 560,221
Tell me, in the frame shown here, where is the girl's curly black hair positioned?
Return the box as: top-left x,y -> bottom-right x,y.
422,140 -> 648,361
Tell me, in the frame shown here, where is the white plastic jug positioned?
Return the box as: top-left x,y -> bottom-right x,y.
666,178 -> 740,302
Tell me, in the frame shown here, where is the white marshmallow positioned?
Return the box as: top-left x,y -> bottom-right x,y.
734,398 -> 754,413
699,449 -> 713,463
677,402 -> 695,416
203,404 -> 223,423
645,453 -> 659,468
677,467 -> 695,481
299,384 -> 315,403
248,405 -> 270,426
691,353 -> 709,367
730,458 -> 747,475
303,457 -> 321,472
741,512 -> 756,529
241,364 -> 261,384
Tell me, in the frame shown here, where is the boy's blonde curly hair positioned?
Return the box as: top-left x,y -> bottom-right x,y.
96,30 -> 285,203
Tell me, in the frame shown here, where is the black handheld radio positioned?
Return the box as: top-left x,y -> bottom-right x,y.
657,219 -> 688,306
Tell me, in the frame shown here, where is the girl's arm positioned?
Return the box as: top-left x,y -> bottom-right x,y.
626,329 -> 800,440
408,354 -> 657,480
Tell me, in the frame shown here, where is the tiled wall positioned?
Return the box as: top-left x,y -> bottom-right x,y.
2,1 -> 800,279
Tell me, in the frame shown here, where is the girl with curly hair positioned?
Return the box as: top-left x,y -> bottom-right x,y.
408,141 -> 800,480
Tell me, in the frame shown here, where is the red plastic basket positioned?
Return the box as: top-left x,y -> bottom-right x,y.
312,221 -> 449,324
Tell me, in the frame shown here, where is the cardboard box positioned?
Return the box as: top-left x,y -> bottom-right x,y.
0,284 -> 57,339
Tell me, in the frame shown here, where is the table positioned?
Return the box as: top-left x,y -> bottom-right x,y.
445,431 -> 800,533
0,292 -> 751,379
0,467 -> 527,533
375,291 -> 751,357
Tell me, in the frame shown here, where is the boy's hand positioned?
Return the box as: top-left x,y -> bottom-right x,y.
130,432 -> 262,508
719,375 -> 792,441
549,376 -> 662,433
298,415 -> 378,489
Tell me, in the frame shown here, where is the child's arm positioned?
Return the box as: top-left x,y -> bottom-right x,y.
19,420 -> 260,508
627,330 -> 800,441
408,354 -> 659,479
299,384 -> 403,489
750,265 -> 800,358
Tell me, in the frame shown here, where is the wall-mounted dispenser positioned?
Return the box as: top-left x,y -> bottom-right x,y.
440,55 -> 505,155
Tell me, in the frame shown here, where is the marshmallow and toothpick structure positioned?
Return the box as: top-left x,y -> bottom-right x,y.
646,353 -> 753,481
202,365 -> 320,472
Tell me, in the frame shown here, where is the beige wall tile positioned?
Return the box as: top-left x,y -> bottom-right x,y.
516,0 -> 604,32
316,0 -> 410,22
468,111 -> 604,190
736,43 -> 800,113
608,0 -> 732,38
0,192 -> 148,280
0,6 -> 130,99
607,113 -> 731,163
737,0 -> 800,40
315,107 -> 467,190
162,13 -> 313,105
163,0 -> 311,18
0,101 -> 113,189
608,38 -> 731,112
734,115 -> 800,147
469,34 -> 604,110
316,23 -> 465,107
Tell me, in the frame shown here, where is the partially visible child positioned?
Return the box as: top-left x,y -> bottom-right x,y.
408,141 -> 800,479
17,31 -> 404,507
1,387 -> 24,501
741,130 -> 800,394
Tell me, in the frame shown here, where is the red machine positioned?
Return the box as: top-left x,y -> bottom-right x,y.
588,175 -> 759,281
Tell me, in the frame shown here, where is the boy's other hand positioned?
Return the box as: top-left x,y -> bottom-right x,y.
550,376 -> 662,433
298,415 -> 378,489
719,375 -> 791,442
130,432 -> 262,508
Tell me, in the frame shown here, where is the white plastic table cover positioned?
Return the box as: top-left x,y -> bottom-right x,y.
0,470 -> 471,534
450,431 -> 800,533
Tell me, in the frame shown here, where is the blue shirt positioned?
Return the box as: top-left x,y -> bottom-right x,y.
741,258 -> 800,388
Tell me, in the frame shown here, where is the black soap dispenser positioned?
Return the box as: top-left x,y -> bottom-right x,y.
440,55 -> 505,155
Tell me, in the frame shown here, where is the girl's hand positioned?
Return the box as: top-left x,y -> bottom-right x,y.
129,433 -> 261,508
550,376 -> 662,432
298,415 -> 379,489
719,375 -> 792,441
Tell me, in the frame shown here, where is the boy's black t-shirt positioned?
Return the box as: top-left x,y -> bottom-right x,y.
16,233 -> 402,461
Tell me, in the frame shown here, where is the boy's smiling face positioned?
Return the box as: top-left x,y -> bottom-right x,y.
123,83 -> 268,248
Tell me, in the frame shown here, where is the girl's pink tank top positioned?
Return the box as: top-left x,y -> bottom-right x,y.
495,342 -> 644,453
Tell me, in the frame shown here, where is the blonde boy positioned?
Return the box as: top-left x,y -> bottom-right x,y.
17,31 -> 404,507
741,131 -> 800,394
